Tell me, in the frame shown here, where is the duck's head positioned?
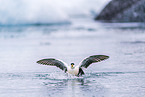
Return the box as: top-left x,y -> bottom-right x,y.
71,63 -> 74,68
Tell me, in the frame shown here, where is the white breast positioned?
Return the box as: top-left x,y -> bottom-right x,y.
67,66 -> 79,76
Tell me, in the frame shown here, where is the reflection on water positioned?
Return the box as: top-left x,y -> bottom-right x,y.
0,72 -> 118,97
0,65 -> 145,97
1,71 -> 145,97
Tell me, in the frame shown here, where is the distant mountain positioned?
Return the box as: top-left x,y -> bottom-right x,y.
95,0 -> 145,22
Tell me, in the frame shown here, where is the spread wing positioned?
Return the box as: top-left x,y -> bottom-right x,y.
36,58 -> 68,71
79,55 -> 109,68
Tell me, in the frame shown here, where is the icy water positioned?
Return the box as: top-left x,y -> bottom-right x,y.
0,18 -> 145,97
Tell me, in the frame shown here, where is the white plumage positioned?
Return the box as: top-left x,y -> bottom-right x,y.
67,66 -> 79,76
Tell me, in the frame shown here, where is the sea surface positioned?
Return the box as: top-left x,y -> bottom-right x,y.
1,0 -> 145,93
0,17 -> 145,97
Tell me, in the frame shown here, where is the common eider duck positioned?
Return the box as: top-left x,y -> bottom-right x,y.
37,55 -> 109,76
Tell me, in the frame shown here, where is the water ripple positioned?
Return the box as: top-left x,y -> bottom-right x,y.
1,71 -> 145,80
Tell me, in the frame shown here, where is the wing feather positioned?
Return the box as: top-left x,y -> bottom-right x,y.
79,55 -> 109,68
37,58 -> 67,71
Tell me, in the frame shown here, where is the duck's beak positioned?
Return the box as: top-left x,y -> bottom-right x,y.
71,65 -> 73,67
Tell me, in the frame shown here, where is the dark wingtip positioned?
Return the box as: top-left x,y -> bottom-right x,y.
91,55 -> 109,59
36,59 -> 44,64
36,60 -> 39,63
105,55 -> 109,59
36,60 -> 41,64
101,55 -> 109,60
92,55 -> 109,62
36,58 -> 56,65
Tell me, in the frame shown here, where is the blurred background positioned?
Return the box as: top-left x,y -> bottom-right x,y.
0,0 -> 110,25
0,0 -> 145,97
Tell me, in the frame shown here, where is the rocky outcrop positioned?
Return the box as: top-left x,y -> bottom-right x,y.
95,0 -> 145,22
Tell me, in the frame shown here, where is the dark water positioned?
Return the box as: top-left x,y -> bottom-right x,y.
0,18 -> 145,97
